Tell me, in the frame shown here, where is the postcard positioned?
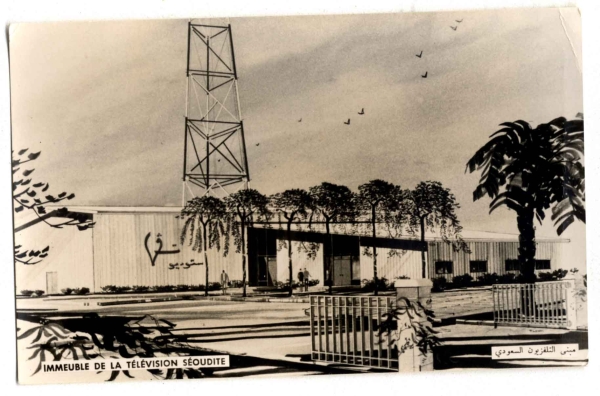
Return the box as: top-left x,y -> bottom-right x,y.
9,8 -> 587,384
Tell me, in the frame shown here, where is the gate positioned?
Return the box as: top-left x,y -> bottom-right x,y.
310,295 -> 397,370
492,281 -> 572,329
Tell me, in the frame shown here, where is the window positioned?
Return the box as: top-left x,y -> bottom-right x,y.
470,260 -> 488,273
505,259 -> 520,271
535,260 -> 551,270
435,261 -> 453,274
351,257 -> 361,285
505,259 -> 551,271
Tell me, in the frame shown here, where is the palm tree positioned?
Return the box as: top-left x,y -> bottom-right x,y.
224,189 -> 270,297
466,114 -> 584,282
270,189 -> 313,296
309,182 -> 357,294
180,196 -> 228,296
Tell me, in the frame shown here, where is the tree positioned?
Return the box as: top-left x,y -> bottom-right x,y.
466,114 -> 585,282
309,182 -> 357,294
357,180 -> 398,295
180,196 -> 229,296
270,189 -> 313,296
12,149 -> 94,265
405,181 -> 468,279
224,189 -> 270,297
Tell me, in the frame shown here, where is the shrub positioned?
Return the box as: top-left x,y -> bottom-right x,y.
432,277 -> 447,292
77,287 -> 90,295
515,273 -> 537,283
396,275 -> 411,280
101,285 -> 131,293
452,274 -> 473,288
61,288 -> 73,295
554,269 -> 568,279
498,273 -> 516,284
273,280 -> 301,292
101,285 -> 115,293
34,290 -> 45,297
228,280 -> 248,288
175,285 -> 190,292
307,279 -> 320,287
476,273 -> 499,285
132,285 -> 150,293
537,272 -> 554,282
20,290 -> 35,297
151,285 -> 175,293
537,269 -> 568,282
361,277 -> 390,292
208,282 -> 222,291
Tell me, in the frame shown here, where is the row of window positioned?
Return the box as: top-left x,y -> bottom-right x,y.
434,259 -> 551,275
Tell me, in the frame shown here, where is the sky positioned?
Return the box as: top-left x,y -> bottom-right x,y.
9,8 -> 586,266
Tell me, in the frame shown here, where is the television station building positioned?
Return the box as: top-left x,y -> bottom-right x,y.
14,22 -> 569,295
15,206 -> 568,294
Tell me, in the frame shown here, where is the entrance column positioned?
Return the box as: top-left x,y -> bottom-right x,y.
394,279 -> 434,372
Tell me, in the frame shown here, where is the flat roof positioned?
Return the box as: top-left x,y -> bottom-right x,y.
53,206 -> 569,243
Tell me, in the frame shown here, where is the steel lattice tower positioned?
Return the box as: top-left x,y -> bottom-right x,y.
183,21 -> 250,201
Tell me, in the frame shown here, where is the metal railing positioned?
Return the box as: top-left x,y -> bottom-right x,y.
310,295 -> 397,370
492,281 -> 570,328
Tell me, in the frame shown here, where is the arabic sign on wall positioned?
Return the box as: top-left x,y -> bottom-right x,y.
144,232 -> 202,269
92,213 -> 242,288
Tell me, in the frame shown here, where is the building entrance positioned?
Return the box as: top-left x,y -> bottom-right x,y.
331,256 -> 361,286
46,272 -> 58,295
257,256 -> 277,286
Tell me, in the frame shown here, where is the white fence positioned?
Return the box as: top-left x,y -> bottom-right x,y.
492,281 -> 573,329
310,296 -> 397,370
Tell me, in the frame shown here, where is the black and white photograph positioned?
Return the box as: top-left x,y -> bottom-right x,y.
6,5 -> 589,385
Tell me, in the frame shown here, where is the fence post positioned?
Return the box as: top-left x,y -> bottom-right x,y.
395,279 -> 434,372
563,276 -> 578,330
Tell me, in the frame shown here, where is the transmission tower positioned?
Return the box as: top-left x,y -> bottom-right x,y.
182,21 -> 250,202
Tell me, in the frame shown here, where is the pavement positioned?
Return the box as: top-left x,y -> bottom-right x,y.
431,288 -> 494,319
15,287 -> 588,375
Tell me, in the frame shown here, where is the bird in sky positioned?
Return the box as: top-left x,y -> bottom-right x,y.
256,143 -> 260,146
416,50 -> 423,58
456,19 -> 463,23
298,118 -> 302,122
358,108 -> 365,115
450,26 -> 458,31
344,119 -> 351,125
421,72 -> 428,78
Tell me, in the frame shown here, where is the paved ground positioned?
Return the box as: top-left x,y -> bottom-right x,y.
16,287 -> 588,376
431,288 -> 494,319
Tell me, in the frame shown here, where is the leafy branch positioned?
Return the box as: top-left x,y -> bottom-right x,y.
13,148 -> 95,265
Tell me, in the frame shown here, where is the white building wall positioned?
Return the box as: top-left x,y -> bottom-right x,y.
93,213 -> 243,291
360,247 -> 424,283
15,221 -> 94,294
428,240 -> 567,280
